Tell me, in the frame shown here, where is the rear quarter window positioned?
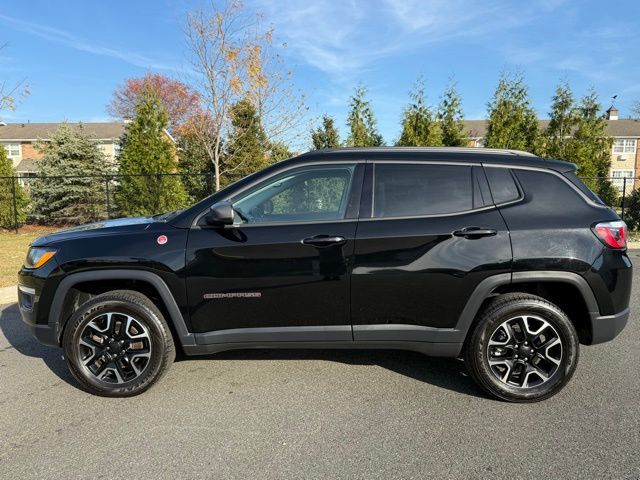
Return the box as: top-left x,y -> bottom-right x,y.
562,171 -> 604,205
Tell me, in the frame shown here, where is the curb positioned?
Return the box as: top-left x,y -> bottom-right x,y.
0,285 -> 17,306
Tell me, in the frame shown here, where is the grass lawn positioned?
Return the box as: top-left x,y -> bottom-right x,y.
0,226 -> 58,288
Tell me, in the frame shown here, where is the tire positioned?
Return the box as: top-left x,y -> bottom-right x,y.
62,290 -> 175,397
464,293 -> 579,403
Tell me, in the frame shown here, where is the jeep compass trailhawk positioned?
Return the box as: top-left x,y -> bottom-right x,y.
18,147 -> 632,402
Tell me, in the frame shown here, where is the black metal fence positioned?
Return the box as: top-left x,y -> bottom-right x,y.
0,173 -> 639,232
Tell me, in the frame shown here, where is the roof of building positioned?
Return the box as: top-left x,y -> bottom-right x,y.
15,158 -> 37,173
463,119 -> 640,138
0,122 -> 125,141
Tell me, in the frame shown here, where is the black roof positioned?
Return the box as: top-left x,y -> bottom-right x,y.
296,147 -> 576,173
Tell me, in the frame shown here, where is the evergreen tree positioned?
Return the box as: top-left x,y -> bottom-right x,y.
545,81 -> 578,159
0,147 -> 29,229
569,90 -> 616,204
117,92 -> 187,216
485,73 -> 539,152
346,85 -> 384,147
222,99 -> 268,186
311,115 -> 341,149
438,82 -> 467,147
397,78 -> 441,146
269,141 -> 292,162
31,122 -> 112,224
178,132 -> 214,202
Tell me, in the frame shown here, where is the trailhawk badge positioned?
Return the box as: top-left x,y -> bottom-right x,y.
204,292 -> 262,299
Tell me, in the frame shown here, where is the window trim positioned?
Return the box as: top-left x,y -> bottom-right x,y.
364,161 -> 494,221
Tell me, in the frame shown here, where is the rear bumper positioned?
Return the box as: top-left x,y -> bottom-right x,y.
588,307 -> 629,345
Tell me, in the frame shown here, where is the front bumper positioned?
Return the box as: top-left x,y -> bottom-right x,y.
18,284 -> 59,346
588,307 -> 630,345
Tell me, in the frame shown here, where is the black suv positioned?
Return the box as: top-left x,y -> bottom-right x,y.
18,147 -> 632,401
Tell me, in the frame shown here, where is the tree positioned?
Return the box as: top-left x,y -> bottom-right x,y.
269,141 -> 292,162
311,115 -> 341,149
346,85 -> 383,147
0,147 -> 29,229
108,73 -> 201,133
185,0 -> 306,191
30,123 -> 112,224
438,82 -> 467,147
625,189 -> 640,231
568,90 -> 616,203
0,43 -> 29,115
545,81 -> 578,159
117,92 -> 187,216
631,101 -> 640,120
222,99 -> 268,186
177,130 -> 214,203
397,78 -> 441,146
485,73 -> 539,152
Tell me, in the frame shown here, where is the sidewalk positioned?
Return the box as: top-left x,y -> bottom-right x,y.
0,285 -> 17,305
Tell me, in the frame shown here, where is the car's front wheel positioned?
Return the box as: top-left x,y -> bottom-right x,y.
464,293 -> 579,402
62,290 -> 175,397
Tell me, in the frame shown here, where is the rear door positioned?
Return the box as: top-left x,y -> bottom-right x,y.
351,161 -> 512,342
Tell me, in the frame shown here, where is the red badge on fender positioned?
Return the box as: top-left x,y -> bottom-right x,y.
157,235 -> 168,245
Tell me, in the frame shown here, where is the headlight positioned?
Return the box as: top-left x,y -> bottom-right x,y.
24,247 -> 57,269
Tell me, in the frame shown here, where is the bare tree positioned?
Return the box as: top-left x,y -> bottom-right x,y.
184,0 -> 306,190
631,101 -> 640,120
0,43 -> 29,114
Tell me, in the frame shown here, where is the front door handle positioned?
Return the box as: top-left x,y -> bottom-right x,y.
452,227 -> 497,239
302,235 -> 347,247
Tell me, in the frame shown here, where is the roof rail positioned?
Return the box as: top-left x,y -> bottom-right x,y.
306,146 -> 537,157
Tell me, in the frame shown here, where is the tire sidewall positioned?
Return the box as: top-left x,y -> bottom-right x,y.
473,300 -> 579,402
63,296 -> 169,396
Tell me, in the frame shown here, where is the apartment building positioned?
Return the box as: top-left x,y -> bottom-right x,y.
464,107 -> 640,191
0,121 -> 177,179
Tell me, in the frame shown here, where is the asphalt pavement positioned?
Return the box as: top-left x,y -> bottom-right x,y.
1,252 -> 639,479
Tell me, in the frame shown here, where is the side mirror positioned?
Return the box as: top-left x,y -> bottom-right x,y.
204,201 -> 235,226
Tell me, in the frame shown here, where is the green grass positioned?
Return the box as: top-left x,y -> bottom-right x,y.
0,226 -> 57,287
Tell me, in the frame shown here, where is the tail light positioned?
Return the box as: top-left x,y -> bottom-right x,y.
592,221 -> 627,249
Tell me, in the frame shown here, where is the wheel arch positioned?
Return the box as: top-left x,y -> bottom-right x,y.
457,271 -> 600,345
50,270 -> 195,348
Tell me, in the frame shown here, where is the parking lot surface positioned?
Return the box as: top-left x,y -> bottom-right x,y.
1,251 -> 639,480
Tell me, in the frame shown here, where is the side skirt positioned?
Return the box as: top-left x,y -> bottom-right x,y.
184,340 -> 463,357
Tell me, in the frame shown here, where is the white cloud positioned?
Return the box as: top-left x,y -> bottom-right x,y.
0,13 -> 179,71
251,0 -> 566,79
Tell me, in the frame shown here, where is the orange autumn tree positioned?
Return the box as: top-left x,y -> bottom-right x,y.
108,73 -> 201,133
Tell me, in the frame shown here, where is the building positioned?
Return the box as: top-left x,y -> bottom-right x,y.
463,108 -> 640,192
0,121 -> 176,178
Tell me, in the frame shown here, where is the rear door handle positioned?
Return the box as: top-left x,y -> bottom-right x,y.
452,227 -> 497,239
302,235 -> 347,247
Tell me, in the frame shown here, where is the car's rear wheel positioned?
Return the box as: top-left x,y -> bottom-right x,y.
464,293 -> 579,402
63,290 -> 174,397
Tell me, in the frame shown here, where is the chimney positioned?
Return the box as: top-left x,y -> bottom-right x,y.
606,106 -> 619,120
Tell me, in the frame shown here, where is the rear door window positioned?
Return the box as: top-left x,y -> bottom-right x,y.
373,164 -> 477,218
484,167 -> 521,204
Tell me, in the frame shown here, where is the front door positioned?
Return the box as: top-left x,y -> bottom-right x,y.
186,163 -> 363,344
351,162 -> 512,342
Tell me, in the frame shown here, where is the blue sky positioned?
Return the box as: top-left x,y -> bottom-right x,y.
1,0 -> 639,145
